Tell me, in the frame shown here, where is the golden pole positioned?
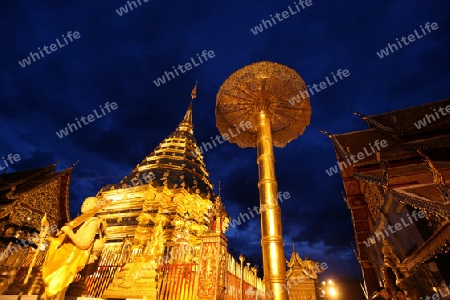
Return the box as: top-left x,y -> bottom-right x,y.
239,254 -> 245,300
256,111 -> 288,300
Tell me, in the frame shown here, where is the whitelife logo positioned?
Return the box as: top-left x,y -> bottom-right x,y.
115,0 -> 149,16
193,121 -> 253,157
18,31 -> 81,68
288,69 -> 350,105
55,102 -> 118,139
0,153 -> 21,172
153,50 -> 215,87
325,139 -> 388,176
376,22 -> 439,59
363,210 -> 425,247
422,283 -> 450,300
229,191 -> 291,228
250,0 -> 313,35
413,104 -> 450,129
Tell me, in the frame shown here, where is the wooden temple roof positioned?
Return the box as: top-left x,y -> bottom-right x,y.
331,128 -> 416,167
0,165 -> 55,195
326,98 -> 450,294
332,98 -> 450,215
367,98 -> 450,135
0,163 -> 72,228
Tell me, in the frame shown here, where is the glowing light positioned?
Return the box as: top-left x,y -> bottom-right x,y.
329,287 -> 337,296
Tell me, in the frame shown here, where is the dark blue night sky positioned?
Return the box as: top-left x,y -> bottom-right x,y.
1,0 -> 449,280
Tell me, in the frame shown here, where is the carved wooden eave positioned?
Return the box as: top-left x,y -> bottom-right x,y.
353,172 -> 387,186
418,150 -> 450,202
390,188 -> 450,219
402,220 -> 450,271
0,165 -> 72,229
352,156 -> 450,219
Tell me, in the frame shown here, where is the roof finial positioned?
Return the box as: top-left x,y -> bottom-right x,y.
191,81 -> 198,100
175,84 -> 196,133
317,127 -> 333,139
218,181 -> 221,196
353,110 -> 394,132
292,242 -> 295,253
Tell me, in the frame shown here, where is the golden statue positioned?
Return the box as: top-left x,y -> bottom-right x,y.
42,196 -> 107,300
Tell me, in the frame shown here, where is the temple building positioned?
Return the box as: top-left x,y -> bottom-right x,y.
0,163 -> 73,294
326,98 -> 450,299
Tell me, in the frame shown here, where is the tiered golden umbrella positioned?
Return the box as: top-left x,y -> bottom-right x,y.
216,61 -> 311,300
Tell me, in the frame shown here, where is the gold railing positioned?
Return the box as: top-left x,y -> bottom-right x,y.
226,253 -> 264,299
158,263 -> 198,299
83,248 -> 126,297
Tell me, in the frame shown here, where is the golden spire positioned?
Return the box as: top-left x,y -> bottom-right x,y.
112,84 -> 215,200
191,81 -> 198,100
176,82 -> 197,134
218,181 -> 221,197
175,103 -> 193,133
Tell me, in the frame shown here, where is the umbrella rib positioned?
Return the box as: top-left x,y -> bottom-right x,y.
220,93 -> 256,105
221,109 -> 253,118
233,84 -> 259,103
228,111 -> 254,125
272,100 -> 307,111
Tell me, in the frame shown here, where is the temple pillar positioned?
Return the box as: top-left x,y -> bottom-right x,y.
197,231 -> 228,300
